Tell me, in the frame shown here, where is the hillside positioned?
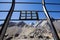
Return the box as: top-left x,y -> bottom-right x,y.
0,20 -> 60,40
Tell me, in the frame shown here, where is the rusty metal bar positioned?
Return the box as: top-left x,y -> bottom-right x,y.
42,0 -> 60,40
0,0 -> 15,40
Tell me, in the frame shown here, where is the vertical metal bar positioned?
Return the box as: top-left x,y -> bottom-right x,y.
0,0 -> 15,40
31,11 -> 32,19
19,11 -> 22,20
36,11 -> 39,20
25,11 -> 27,19
42,0 -> 60,40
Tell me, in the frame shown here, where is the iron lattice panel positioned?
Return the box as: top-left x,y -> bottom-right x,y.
19,11 -> 39,20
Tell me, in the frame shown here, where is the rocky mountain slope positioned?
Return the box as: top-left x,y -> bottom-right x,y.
0,20 -> 60,40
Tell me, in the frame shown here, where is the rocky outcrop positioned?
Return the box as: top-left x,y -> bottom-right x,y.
0,21 -> 60,40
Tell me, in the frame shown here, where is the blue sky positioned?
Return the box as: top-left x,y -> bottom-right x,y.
0,0 -> 60,24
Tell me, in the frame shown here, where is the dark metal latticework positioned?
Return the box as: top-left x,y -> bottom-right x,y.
0,0 -> 60,40
19,11 -> 39,20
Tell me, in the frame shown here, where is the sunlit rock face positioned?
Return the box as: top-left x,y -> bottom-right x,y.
11,27 -> 54,40
0,20 -> 60,40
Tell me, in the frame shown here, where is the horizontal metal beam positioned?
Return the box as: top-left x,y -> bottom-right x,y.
0,19 -> 60,21
0,2 -> 60,5
0,2 -> 41,4
0,10 -> 60,12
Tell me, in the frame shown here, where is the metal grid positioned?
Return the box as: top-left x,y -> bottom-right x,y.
19,11 -> 39,20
